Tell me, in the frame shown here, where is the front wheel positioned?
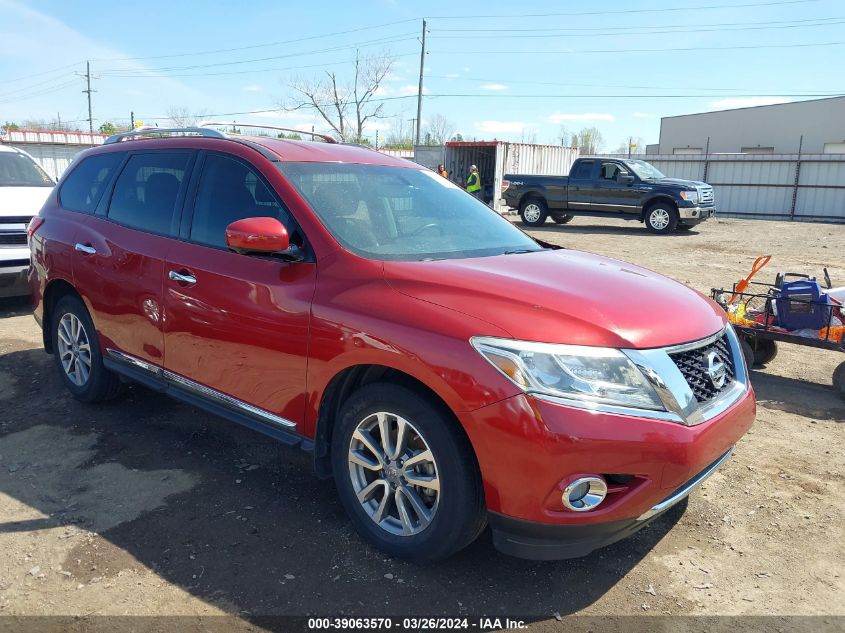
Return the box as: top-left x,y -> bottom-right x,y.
519,198 -> 548,227
644,204 -> 679,234
52,295 -> 122,402
331,383 -> 486,562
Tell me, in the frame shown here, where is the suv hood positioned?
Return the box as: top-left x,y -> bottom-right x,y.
0,186 -> 53,215
384,249 -> 725,349
646,177 -> 708,189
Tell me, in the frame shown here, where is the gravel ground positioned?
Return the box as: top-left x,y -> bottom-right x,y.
0,216 -> 842,631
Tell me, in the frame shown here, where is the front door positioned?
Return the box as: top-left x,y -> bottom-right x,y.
73,150 -> 194,367
162,151 -> 316,429
592,160 -> 640,215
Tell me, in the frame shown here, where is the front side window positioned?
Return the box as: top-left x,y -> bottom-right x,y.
107,152 -> 190,235
0,152 -> 54,187
59,152 -> 123,214
600,161 -> 627,181
190,153 -> 297,249
278,162 -> 541,261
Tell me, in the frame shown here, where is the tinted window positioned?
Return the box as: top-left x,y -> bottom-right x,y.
278,162 -> 541,261
59,153 -> 121,213
0,152 -> 54,187
108,152 -> 190,235
190,153 -> 295,249
600,161 -> 627,180
571,161 -> 594,180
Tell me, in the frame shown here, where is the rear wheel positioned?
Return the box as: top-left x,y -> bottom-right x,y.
52,295 -> 121,403
833,362 -> 845,400
750,338 -> 778,366
519,198 -> 548,227
644,203 -> 679,234
331,383 -> 486,562
551,214 -> 574,225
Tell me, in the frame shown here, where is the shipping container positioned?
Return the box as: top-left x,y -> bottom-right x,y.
443,142 -> 579,211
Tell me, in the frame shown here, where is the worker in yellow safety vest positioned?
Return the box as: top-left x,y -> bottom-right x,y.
465,164 -> 482,199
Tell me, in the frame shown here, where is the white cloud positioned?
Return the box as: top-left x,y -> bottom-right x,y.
480,83 -> 507,91
252,110 -> 312,121
709,96 -> 792,110
373,85 -> 390,96
382,72 -> 404,82
242,84 -> 263,93
633,112 -> 656,118
474,120 -> 526,134
548,112 -> 616,123
398,84 -> 424,96
444,72 -> 461,79
462,66 -> 471,72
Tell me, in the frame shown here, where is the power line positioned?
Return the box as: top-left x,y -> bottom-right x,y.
2,61 -> 83,85
424,0 -> 819,19
430,40 -> 845,55
430,18 -> 845,38
0,79 -> 81,104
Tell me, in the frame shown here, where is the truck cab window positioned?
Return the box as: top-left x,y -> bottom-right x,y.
571,161 -> 594,180
600,162 -> 627,181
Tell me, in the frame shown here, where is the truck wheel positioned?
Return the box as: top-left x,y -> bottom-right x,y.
834,362 -> 845,400
645,203 -> 679,234
519,198 -> 548,227
552,214 -> 574,225
331,383 -> 486,562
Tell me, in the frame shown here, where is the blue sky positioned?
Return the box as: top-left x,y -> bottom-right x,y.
1,0 -> 842,149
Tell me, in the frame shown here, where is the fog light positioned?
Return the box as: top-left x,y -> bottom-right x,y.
562,477 -> 607,512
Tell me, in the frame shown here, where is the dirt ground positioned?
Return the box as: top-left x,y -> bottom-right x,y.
0,216 -> 843,630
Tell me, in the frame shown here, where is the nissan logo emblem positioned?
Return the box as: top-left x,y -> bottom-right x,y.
705,350 -> 728,389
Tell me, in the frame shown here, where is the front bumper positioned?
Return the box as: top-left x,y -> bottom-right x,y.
0,262 -> 30,298
679,206 -> 716,221
488,448 -> 732,560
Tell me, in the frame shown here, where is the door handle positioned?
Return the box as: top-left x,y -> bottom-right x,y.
168,270 -> 197,285
74,243 -> 96,255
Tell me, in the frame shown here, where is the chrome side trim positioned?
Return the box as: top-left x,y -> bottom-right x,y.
106,348 -> 297,429
637,448 -> 733,521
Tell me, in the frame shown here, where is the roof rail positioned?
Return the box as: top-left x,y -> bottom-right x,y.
104,126 -> 226,144
199,121 -> 338,144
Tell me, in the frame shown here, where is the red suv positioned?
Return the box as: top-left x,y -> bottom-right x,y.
28,126 -> 755,561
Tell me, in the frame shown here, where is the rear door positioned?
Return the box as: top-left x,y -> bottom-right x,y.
566,159 -> 596,210
592,160 -> 640,215
73,150 -> 194,367
162,151 -> 315,428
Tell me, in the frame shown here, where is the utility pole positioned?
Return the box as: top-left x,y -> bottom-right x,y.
82,61 -> 95,134
130,111 -> 135,129
628,136 -> 632,158
415,19 -> 427,147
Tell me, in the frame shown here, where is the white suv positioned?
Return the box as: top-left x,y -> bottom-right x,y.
0,144 -> 54,297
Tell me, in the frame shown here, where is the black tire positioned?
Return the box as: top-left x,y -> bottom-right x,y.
51,295 -> 122,403
644,203 -> 679,234
519,197 -> 548,227
750,338 -> 778,367
331,382 -> 486,562
833,362 -> 845,400
740,337 -> 754,370
551,214 -> 574,225
677,224 -> 695,231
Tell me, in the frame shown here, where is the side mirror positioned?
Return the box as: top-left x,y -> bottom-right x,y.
616,172 -> 635,185
225,217 -> 301,260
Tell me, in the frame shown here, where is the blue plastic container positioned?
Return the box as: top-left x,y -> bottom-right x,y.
776,279 -> 831,330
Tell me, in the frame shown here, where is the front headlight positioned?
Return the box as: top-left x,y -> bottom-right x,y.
680,190 -> 699,203
471,337 -> 664,411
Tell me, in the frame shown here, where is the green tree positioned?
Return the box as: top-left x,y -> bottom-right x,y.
98,122 -> 118,135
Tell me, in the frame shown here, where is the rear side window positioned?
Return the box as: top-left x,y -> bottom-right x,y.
59,153 -> 122,213
570,161 -> 594,180
107,152 -> 190,235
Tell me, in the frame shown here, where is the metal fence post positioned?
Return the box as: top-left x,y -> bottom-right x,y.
789,135 -> 803,221
703,136 -> 710,183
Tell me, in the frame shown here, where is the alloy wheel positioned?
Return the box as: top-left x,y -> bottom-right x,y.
523,204 -> 542,223
649,208 -> 671,230
56,313 -> 92,387
347,411 -> 440,536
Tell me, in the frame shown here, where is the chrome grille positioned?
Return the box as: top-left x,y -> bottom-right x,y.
0,233 -> 27,246
669,333 -> 736,403
698,186 -> 714,206
0,216 -> 30,248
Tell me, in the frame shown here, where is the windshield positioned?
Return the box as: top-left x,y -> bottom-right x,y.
625,160 -> 665,180
0,152 -> 54,187
278,162 -> 542,261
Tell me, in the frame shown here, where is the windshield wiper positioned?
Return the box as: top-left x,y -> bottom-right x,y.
503,249 -> 536,255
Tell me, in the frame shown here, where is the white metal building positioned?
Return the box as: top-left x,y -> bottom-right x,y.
658,96 -> 845,155
0,129 -> 107,180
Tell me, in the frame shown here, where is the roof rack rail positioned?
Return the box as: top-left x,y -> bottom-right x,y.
104,126 -> 226,144
199,121 -> 337,144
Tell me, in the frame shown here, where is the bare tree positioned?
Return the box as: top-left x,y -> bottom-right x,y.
384,116 -> 414,148
520,127 -> 538,144
576,127 -> 605,154
612,136 -> 646,155
423,113 -> 455,145
165,107 -> 207,128
286,50 -> 393,143
557,125 -> 577,147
